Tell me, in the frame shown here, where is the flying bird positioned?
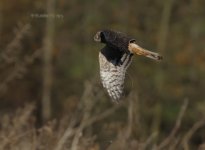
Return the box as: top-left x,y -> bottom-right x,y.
94,30 -> 162,102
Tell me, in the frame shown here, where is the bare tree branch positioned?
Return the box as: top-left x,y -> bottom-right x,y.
0,24 -> 31,65
156,99 -> 189,150
141,132 -> 158,150
0,49 -> 41,95
54,120 -> 76,150
55,101 -> 124,150
182,118 -> 205,150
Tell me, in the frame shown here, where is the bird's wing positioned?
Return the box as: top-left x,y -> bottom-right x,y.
99,46 -> 133,102
128,43 -> 163,61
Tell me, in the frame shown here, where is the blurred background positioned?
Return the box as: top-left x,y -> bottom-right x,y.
0,0 -> 205,149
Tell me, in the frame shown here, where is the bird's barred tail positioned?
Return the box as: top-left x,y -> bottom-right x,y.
128,43 -> 163,61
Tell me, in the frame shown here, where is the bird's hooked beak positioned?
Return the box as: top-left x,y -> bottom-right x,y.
94,31 -> 102,42
128,43 -> 163,61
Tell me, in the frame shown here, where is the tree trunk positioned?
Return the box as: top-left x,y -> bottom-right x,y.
42,0 -> 55,122
157,0 -> 175,52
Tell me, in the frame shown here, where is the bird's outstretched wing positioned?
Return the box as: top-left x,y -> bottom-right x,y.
99,46 -> 133,102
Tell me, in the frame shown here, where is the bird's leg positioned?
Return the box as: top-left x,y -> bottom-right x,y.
128,43 -> 163,61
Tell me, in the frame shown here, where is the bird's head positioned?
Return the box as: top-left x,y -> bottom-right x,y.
94,31 -> 106,43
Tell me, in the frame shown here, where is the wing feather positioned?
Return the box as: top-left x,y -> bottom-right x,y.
99,47 -> 133,102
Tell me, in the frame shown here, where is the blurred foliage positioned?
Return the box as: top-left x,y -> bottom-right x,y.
0,0 -> 205,149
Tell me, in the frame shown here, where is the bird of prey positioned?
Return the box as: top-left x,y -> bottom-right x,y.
94,30 -> 162,102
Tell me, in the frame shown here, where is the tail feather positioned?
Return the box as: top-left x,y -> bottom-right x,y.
128,43 -> 163,61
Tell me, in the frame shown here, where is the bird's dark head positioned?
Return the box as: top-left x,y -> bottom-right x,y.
94,31 -> 106,43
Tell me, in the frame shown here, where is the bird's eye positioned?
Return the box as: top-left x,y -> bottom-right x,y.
129,39 -> 136,43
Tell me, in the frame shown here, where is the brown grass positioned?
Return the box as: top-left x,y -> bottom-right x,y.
0,88 -> 204,150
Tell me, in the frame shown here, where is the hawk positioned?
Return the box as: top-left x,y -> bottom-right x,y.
94,30 -> 162,102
